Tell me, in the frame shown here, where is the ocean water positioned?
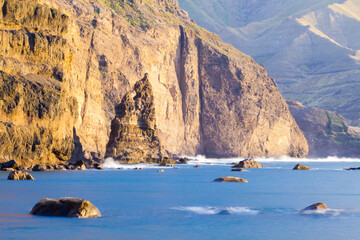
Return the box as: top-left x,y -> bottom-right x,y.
2,157 -> 360,240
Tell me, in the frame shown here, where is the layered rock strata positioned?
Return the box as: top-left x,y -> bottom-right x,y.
0,0 -> 308,166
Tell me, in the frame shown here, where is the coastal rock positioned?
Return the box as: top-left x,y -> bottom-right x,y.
300,202 -> 327,213
293,164 -> 311,170
213,176 -> 248,183
233,159 -> 262,168
7,170 -> 35,180
345,167 -> 360,171
194,165 -> 201,168
157,169 -> 165,172
32,165 -> 47,172
30,197 -> 101,218
1,160 -> 19,170
177,158 -> 189,164
288,101 -> 360,157
0,0 -> 308,168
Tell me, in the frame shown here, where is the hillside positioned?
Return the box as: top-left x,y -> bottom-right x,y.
179,0 -> 360,125
0,0 -> 307,166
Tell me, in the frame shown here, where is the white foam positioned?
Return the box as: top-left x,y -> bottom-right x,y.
182,155 -> 360,165
102,158 -> 163,169
300,208 -> 345,216
172,206 -> 259,215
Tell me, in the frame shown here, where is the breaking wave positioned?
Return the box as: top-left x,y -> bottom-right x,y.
102,158 -> 164,170
183,155 -> 360,165
172,206 -> 259,215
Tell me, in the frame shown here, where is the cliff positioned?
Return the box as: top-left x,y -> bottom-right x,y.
288,101 -> 360,158
179,0 -> 360,126
0,0 -> 308,165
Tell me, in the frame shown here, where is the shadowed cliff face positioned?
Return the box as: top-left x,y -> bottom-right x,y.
0,0 -> 308,165
288,101 -> 360,158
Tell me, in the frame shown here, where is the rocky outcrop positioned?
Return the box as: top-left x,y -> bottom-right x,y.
293,164 -> 311,170
105,75 -> 172,163
213,176 -> 248,183
30,197 -> 101,218
7,170 -> 35,180
300,202 -> 327,213
0,0 -> 308,166
232,159 -> 262,168
288,101 -> 360,157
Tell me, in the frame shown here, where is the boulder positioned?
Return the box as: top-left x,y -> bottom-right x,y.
177,158 -> 189,164
194,165 -> 201,168
32,164 -> 47,171
30,197 -> 101,218
345,167 -> 360,171
213,176 -> 248,183
157,169 -> 164,172
8,171 -> 35,180
1,160 -> 19,169
231,168 -> 245,172
91,163 -> 103,170
134,167 -> 143,170
293,164 -> 311,170
300,202 -> 327,213
232,159 -> 262,168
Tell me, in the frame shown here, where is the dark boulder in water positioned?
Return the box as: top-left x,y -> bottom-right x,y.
231,168 -> 245,172
8,170 -> 35,180
293,164 -> 311,170
345,167 -> 360,171
1,160 -> 19,170
300,202 -> 327,213
30,197 -> 101,218
218,210 -> 231,215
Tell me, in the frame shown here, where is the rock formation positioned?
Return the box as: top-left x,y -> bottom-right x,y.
30,197 -> 101,218
0,0 -> 308,166
232,159 -> 262,168
293,164 -> 311,170
213,176 -> 248,183
300,202 -> 328,214
288,101 -> 360,157
105,75 -> 172,163
7,170 -> 35,180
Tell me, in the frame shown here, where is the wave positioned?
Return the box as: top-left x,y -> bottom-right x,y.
102,158 -> 164,169
182,155 -> 360,165
299,208 -> 346,216
172,206 -> 259,215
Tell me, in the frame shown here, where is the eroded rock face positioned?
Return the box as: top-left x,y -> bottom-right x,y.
288,101 -> 360,157
30,197 -> 101,218
105,75 -> 172,163
7,170 -> 35,180
0,0 -> 308,166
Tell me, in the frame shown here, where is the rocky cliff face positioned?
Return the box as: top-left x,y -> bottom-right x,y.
0,0 -> 308,165
288,101 -> 360,158
179,0 -> 360,126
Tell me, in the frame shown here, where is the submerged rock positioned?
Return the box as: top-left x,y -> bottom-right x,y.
345,167 -> 360,171
157,169 -> 164,172
300,202 -> 327,213
231,168 -> 245,172
194,165 -> 201,168
30,197 -> 101,218
213,176 -> 248,183
218,210 -> 231,215
8,170 -> 35,180
293,164 -> 311,170
232,159 -> 262,168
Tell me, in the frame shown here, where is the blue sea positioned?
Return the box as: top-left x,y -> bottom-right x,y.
2,156 -> 360,240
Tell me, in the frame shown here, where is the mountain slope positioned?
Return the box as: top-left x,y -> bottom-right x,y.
179,0 -> 360,125
0,0 -> 307,166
